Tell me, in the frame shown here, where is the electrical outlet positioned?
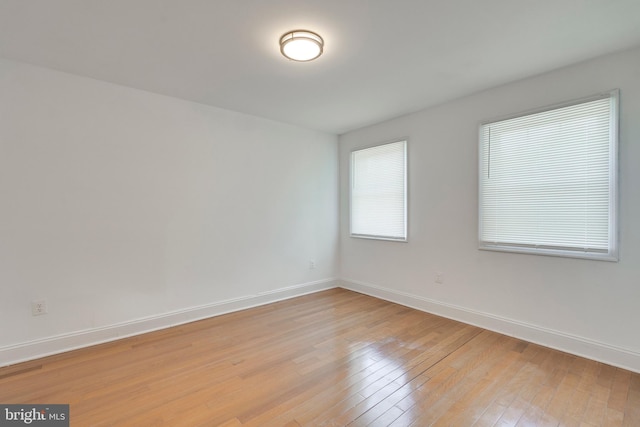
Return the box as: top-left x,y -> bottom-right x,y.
32,300 -> 48,316
309,260 -> 316,269
435,272 -> 444,284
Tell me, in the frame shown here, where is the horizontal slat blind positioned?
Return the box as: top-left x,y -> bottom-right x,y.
479,93 -> 617,258
351,141 -> 407,241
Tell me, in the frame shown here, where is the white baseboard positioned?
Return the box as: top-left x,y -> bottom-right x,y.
5,278 -> 639,374
0,279 -> 337,368
340,278 -> 640,373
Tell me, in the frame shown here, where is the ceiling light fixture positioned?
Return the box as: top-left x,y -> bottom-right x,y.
279,30 -> 324,62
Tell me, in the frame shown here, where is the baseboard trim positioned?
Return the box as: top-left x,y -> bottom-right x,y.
340,278 -> 640,373
5,278 -> 638,373
0,278 -> 337,367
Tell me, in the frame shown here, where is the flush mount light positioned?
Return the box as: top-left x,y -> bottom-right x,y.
279,30 -> 324,62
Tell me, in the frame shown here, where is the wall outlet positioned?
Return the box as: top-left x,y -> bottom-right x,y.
435,272 -> 444,284
309,260 -> 316,269
32,300 -> 48,316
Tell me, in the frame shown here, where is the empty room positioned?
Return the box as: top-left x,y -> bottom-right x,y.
1,1 -> 639,426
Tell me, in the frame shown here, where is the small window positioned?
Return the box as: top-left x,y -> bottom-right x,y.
479,90 -> 618,260
351,140 -> 407,241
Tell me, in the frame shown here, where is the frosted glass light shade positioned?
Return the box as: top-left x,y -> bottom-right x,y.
280,30 -> 324,62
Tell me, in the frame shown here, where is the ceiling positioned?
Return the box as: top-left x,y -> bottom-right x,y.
1,1 -> 639,135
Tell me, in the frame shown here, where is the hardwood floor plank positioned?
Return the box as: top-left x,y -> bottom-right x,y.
1,288 -> 638,427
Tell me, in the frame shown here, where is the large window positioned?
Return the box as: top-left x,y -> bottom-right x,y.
351,140 -> 407,241
479,90 -> 618,260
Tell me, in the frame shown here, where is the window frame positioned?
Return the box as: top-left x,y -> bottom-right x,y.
478,90 -> 619,261
350,139 -> 408,242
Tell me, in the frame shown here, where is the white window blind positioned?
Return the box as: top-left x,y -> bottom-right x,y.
479,91 -> 618,260
351,140 -> 407,241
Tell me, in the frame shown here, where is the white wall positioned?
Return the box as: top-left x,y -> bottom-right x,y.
0,58 -> 338,363
339,47 -> 640,371
2,47 -> 639,371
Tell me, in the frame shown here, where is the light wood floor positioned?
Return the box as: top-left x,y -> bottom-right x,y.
1,289 -> 638,426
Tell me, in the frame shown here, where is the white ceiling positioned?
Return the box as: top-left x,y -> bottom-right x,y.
1,0 -> 640,134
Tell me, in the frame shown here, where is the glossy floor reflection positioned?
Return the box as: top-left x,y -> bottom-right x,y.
1,288 -> 639,426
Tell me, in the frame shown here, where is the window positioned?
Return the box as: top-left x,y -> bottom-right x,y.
479,90 -> 618,260
351,140 -> 407,241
